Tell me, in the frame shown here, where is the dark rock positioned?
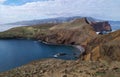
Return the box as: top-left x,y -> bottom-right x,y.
91,21 -> 112,32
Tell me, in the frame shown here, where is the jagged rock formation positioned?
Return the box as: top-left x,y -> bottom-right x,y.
91,21 -> 112,32
86,17 -> 112,32
80,30 -> 120,61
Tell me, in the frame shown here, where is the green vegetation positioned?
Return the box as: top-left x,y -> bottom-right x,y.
0,23 -> 55,39
95,71 -> 106,76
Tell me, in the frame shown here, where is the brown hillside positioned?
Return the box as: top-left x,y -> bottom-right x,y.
80,30 -> 120,61
36,18 -> 97,45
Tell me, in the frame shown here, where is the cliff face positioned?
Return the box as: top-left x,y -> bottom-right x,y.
36,18 -> 97,45
41,18 -> 113,45
91,21 -> 112,32
0,18 -> 112,46
0,18 -> 97,46
81,30 -> 120,61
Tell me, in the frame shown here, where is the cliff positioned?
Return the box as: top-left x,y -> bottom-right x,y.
36,18 -> 97,45
36,17 -> 112,46
0,18 -> 112,45
91,21 -> 112,32
80,30 -> 120,61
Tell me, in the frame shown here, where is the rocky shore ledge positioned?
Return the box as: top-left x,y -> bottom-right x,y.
0,18 -> 120,77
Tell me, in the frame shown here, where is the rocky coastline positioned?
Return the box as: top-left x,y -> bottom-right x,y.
0,17 -> 120,77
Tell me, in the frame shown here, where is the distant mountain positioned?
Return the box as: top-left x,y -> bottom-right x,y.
4,16 -> 107,26
5,16 -> 83,25
5,16 -> 120,31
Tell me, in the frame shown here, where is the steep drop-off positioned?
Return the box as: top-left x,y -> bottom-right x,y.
36,18 -> 97,45
80,30 -> 120,61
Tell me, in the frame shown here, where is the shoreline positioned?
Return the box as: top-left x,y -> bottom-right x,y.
73,45 -> 85,53
0,37 -> 85,55
40,40 -> 85,52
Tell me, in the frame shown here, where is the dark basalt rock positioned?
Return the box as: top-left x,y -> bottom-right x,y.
85,17 -> 112,32
91,21 -> 112,32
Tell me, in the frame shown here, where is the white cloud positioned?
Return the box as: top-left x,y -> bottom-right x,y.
0,0 -> 6,3
0,0 -> 120,24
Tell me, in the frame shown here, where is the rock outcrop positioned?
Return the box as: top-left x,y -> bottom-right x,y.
80,30 -> 120,61
86,17 -> 112,32
91,21 -> 112,32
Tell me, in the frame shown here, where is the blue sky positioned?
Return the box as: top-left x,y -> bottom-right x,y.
3,0 -> 50,5
0,0 -> 120,24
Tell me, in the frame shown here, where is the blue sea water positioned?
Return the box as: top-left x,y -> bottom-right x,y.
109,21 -> 120,31
0,39 -> 80,72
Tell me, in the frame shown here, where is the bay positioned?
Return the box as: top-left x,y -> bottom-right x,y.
0,39 -> 80,72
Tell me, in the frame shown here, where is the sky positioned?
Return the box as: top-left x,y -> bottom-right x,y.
0,0 -> 120,24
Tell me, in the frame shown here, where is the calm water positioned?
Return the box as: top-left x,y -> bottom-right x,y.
0,39 -> 80,72
109,21 -> 120,31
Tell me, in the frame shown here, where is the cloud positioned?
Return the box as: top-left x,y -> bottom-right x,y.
0,0 -> 6,3
0,0 -> 120,24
